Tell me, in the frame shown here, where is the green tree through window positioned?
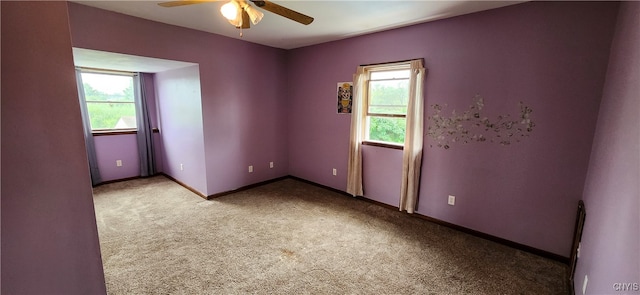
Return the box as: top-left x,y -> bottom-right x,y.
366,69 -> 410,144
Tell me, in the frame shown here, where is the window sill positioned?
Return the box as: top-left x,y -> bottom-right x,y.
362,140 -> 404,150
92,128 -> 159,136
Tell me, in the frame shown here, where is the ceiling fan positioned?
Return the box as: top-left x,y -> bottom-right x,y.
158,0 -> 314,31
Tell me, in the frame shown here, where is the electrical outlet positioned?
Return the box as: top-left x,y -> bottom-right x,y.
116,160 -> 122,167
332,168 -> 337,176
270,162 -> 274,168
180,163 -> 184,171
448,195 -> 456,205
249,165 -> 253,173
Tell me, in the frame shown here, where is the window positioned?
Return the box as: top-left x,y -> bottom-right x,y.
79,71 -> 137,131
348,59 -> 424,206
365,65 -> 411,146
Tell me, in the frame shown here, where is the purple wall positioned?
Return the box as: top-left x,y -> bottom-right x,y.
94,135 -> 140,182
576,2 -> 640,294
200,44 -> 289,194
68,3 -> 289,196
1,2 -> 106,294
287,1 -> 619,257
362,146 -> 403,206
155,66 -> 208,194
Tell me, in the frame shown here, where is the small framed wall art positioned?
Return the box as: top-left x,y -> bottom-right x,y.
337,82 -> 353,114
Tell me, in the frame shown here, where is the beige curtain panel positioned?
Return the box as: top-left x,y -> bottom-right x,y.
346,66 -> 367,197
399,60 -> 425,213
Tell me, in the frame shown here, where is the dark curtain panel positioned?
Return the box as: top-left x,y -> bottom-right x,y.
135,73 -> 156,177
75,70 -> 102,185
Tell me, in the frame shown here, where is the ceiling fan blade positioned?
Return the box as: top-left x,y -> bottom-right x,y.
250,0 -> 314,25
158,0 -> 215,8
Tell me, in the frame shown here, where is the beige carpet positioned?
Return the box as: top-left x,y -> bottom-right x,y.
93,176 -> 568,294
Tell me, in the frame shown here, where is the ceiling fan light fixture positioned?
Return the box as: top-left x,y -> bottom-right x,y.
220,1 -> 242,26
241,3 -> 264,25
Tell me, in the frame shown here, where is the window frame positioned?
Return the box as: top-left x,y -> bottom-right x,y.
77,68 -> 139,134
362,62 -> 413,149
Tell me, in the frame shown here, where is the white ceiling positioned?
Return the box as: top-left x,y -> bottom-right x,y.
72,0 -> 525,50
73,47 -> 197,72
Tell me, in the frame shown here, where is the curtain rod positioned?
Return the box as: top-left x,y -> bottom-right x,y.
76,66 -> 137,76
359,58 -> 424,67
